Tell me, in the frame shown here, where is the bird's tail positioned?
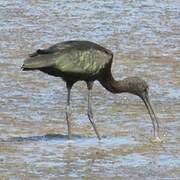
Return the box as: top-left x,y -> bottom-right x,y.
21,64 -> 36,71
21,55 -> 44,71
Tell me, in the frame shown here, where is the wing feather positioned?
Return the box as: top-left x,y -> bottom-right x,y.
22,41 -> 113,75
55,48 -> 111,75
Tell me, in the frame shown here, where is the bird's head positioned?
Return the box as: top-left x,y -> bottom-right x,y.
122,77 -> 161,141
123,77 -> 149,99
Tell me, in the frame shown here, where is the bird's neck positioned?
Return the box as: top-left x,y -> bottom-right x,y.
100,74 -> 129,94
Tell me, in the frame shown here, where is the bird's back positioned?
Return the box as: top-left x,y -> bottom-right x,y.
22,41 -> 113,79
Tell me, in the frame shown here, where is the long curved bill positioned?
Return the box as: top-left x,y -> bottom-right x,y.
141,90 -> 160,140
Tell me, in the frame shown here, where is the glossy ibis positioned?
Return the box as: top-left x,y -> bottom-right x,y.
22,40 -> 160,141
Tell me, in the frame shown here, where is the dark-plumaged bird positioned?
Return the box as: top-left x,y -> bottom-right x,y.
22,40 -> 160,141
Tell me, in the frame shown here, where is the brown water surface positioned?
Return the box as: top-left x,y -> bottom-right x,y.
0,0 -> 180,179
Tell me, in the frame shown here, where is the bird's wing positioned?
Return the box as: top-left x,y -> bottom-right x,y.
23,41 -> 113,74
54,48 -> 112,76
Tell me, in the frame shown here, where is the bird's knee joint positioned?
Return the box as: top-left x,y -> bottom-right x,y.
66,106 -> 71,117
88,111 -> 93,119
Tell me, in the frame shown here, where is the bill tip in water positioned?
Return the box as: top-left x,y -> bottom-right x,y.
151,136 -> 162,143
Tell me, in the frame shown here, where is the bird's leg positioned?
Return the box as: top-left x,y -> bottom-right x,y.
66,83 -> 72,139
87,82 -> 101,140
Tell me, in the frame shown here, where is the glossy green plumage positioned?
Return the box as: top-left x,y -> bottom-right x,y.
23,41 -> 113,78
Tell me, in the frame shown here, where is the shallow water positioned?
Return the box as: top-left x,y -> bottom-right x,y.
0,0 -> 180,179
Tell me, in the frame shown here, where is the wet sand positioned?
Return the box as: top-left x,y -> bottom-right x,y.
0,0 -> 180,179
